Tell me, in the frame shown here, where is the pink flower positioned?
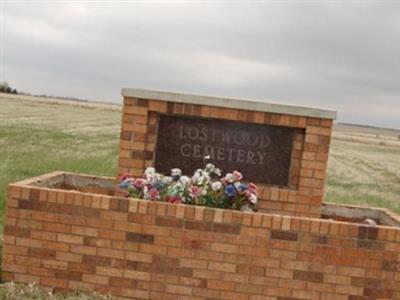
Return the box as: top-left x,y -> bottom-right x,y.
222,173 -> 233,184
148,188 -> 160,200
189,186 -> 202,198
232,171 -> 243,182
166,195 -> 183,204
248,182 -> 258,195
244,190 -> 252,198
243,190 -> 257,204
133,178 -> 146,190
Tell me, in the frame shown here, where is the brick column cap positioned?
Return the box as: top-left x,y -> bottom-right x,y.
121,88 -> 337,120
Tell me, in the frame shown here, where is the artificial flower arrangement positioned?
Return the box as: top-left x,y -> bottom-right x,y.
118,162 -> 258,212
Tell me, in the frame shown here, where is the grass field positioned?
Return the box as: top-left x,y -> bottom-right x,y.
326,124 -> 400,213
0,95 -> 121,229
1,93 -> 399,229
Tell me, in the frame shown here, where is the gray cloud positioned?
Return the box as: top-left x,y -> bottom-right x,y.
3,1 -> 400,128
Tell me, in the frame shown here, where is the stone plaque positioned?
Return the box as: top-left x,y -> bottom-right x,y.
155,115 -> 295,185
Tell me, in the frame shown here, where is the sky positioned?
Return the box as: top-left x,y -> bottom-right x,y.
2,1 -> 400,129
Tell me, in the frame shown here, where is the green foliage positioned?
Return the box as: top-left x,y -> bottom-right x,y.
0,83 -> 18,94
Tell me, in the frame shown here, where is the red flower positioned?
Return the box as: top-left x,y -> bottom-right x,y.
133,178 -> 146,190
118,173 -> 132,182
148,188 -> 160,200
166,195 -> 183,204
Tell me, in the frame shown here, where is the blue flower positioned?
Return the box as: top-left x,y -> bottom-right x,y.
224,184 -> 237,198
119,179 -> 131,189
153,180 -> 165,191
238,183 -> 248,193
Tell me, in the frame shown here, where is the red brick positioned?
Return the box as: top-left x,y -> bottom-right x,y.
126,232 -> 154,243
82,274 -> 110,285
209,262 -> 236,273
2,263 -> 28,274
71,225 -> 97,237
70,245 -> 97,256
98,248 -> 124,259
156,216 -> 183,228
293,270 -> 324,282
214,223 -> 241,234
184,220 -> 211,231
207,280 -> 234,291
57,233 -> 83,245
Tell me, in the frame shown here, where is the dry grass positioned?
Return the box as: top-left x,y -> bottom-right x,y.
326,124 -> 400,213
0,282 -> 112,299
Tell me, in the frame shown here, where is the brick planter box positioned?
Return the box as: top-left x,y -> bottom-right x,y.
3,172 -> 400,299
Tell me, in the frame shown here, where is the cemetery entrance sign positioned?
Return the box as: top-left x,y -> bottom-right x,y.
118,88 -> 337,217
155,115 -> 295,185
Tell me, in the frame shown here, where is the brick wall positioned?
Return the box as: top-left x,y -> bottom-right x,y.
118,97 -> 333,218
3,181 -> 399,299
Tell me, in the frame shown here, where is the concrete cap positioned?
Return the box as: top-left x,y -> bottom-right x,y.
122,88 -> 337,120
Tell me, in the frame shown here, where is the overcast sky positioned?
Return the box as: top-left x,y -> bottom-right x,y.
2,1 -> 400,128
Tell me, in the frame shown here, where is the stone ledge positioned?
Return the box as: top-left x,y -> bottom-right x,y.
121,88 -> 337,120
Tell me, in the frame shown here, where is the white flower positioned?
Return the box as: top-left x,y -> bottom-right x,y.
233,181 -> 241,190
204,155 -> 211,160
211,181 -> 222,191
144,168 -> 161,184
205,163 -> 222,177
192,169 -> 210,185
171,168 -> 182,177
249,193 -> 257,204
192,169 -> 202,180
179,175 -> 191,187
162,176 -> 173,185
144,167 -> 156,176
224,173 -> 233,183
205,163 -> 215,172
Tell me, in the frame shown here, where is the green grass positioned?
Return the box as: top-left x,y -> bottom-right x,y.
0,97 -> 121,229
0,124 -> 118,181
